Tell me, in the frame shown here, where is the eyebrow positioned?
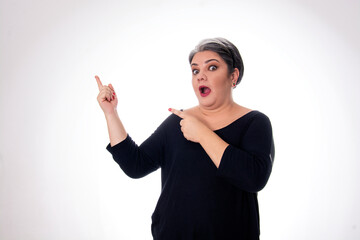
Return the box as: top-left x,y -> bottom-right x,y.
191,58 -> 220,66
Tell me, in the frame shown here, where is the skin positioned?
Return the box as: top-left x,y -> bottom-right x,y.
96,50 -> 251,168
169,51 -> 251,167
96,75 -> 127,146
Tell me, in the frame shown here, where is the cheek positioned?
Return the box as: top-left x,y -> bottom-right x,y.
213,76 -> 230,92
192,77 -> 198,92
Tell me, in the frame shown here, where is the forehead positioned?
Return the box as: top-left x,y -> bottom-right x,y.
191,50 -> 224,64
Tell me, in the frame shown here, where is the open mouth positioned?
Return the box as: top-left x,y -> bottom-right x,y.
199,86 -> 211,97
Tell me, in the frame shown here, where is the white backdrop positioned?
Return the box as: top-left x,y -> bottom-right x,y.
1,0 -> 359,239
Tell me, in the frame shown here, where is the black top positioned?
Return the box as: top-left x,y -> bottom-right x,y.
106,110 -> 275,240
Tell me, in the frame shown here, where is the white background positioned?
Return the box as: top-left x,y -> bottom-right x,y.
1,0 -> 359,239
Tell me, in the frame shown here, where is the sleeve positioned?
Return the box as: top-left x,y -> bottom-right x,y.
106,119 -> 167,179
216,113 -> 275,193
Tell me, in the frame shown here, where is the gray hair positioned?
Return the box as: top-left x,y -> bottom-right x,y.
189,38 -> 244,85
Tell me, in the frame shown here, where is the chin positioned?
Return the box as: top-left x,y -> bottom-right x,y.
197,98 -> 216,108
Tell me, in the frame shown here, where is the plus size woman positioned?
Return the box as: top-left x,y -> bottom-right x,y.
96,38 -> 275,240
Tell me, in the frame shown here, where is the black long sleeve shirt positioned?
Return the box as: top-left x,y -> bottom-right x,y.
106,110 -> 275,240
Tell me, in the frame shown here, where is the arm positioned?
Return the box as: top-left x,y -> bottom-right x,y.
169,108 -> 274,192
96,75 -> 162,178
106,133 -> 162,179
105,110 -> 127,147
106,118 -> 168,178
198,130 -> 228,168
216,114 -> 274,192
96,75 -> 127,146
168,108 -> 228,168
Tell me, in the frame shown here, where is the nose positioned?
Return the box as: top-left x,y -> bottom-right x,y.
197,73 -> 207,82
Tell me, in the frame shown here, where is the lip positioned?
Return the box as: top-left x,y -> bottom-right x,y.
199,85 -> 211,97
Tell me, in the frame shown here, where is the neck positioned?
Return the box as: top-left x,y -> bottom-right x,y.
197,99 -> 237,118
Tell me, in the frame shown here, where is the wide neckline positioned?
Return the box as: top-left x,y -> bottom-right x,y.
213,110 -> 258,132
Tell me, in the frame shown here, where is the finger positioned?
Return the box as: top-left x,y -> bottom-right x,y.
108,83 -> 115,92
106,92 -> 112,102
98,88 -> 112,101
101,88 -> 112,97
95,75 -> 103,91
99,85 -> 113,96
168,108 -> 184,118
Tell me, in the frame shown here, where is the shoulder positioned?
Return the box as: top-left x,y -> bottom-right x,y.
148,113 -> 181,142
232,104 -> 271,125
249,110 -> 270,121
157,113 -> 181,130
245,110 -> 273,133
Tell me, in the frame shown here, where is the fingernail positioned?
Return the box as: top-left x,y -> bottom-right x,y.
113,92 -> 115,95
168,108 -> 172,112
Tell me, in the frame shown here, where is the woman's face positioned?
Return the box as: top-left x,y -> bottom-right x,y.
191,50 -> 235,109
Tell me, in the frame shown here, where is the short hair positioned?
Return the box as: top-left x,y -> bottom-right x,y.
189,38 -> 244,85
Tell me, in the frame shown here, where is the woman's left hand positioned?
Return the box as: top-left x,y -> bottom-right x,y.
169,108 -> 210,143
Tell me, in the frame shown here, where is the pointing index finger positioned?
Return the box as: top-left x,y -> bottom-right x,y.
169,108 -> 184,118
95,75 -> 103,91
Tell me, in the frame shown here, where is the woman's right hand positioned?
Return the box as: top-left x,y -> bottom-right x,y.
96,75 -> 118,115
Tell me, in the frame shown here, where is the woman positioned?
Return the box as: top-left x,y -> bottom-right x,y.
96,38 -> 275,240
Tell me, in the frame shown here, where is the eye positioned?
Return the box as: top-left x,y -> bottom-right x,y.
192,69 -> 199,75
209,65 -> 217,71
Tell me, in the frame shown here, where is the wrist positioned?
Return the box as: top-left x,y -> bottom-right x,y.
104,109 -> 119,120
198,126 -> 212,144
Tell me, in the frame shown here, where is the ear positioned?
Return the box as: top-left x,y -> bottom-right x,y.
231,68 -> 240,82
